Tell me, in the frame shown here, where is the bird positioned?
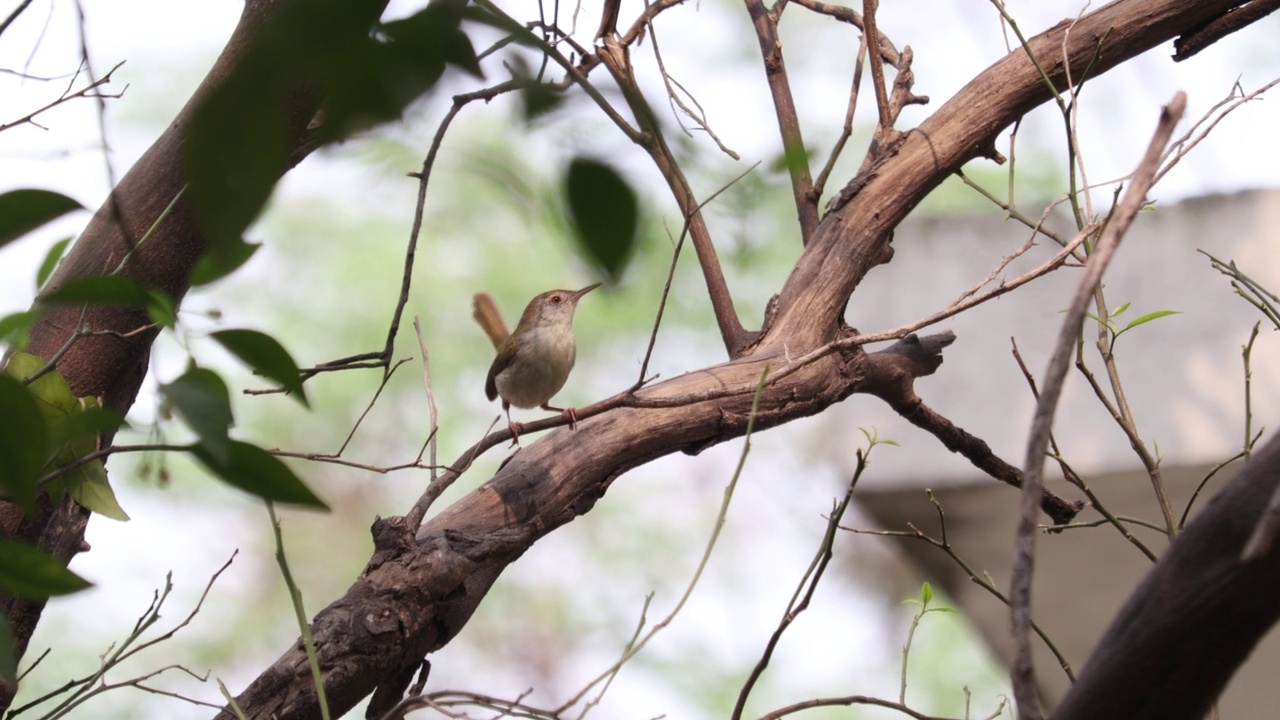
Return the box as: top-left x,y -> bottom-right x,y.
483,283 -> 599,442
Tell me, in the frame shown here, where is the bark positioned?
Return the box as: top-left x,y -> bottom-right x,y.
0,0 -> 1268,717
0,0 -> 390,709
1052,435 -> 1280,720
221,1 -> 1253,717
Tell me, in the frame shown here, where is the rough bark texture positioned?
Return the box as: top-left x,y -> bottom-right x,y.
2,0 -> 1271,717
221,2 -> 1255,717
0,0 -> 390,709
1052,435 -> 1280,720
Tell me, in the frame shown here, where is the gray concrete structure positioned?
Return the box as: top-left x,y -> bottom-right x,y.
850,189 -> 1280,713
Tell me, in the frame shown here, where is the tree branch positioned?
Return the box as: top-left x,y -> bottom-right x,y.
0,0 -> 392,706
1052,434 -> 1280,720
744,0 -> 819,241
1173,0 -> 1278,60
594,36 -> 753,355
1011,91 -> 1186,720
766,0 -> 1243,350
864,335 -> 1083,525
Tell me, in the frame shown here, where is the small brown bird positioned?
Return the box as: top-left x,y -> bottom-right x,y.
484,284 -> 599,441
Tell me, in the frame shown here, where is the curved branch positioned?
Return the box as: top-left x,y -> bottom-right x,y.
745,0 -> 819,241
218,347 -> 866,718
0,0 -> 392,705
765,0 -> 1245,349
1051,434 -> 1280,720
214,2 -> 1252,717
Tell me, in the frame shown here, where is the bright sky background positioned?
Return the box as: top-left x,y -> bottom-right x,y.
3,0 -> 1279,299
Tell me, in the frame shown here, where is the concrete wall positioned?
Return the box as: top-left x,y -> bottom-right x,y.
853,189 -> 1280,713
837,188 -> 1280,486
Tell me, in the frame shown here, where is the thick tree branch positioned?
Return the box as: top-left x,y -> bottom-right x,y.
219,347 -> 868,718
1173,0 -> 1278,60
595,37 -> 753,355
214,3 -> 1250,717
766,0 -> 1244,350
1051,434 -> 1280,720
863,334 -> 1083,525
0,0 -> 391,706
744,0 -> 820,242
1011,91 -> 1186,720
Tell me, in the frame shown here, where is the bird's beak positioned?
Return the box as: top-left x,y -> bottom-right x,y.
572,283 -> 602,301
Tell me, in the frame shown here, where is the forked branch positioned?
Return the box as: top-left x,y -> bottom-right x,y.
1011,92 -> 1186,720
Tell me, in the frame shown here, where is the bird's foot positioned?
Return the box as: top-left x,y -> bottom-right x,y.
507,420 -> 524,447
540,403 -> 580,430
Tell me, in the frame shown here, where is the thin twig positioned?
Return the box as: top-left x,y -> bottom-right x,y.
1010,92 -> 1186,720
846,490 -> 1075,683
745,0 -> 818,240
637,162 -> 760,384
11,554 -> 237,717
765,223 -> 1095,388
0,59 -> 126,133
245,80 -> 526,396
335,358 -> 412,456
861,0 -> 891,129
759,694 -> 952,720
413,317 -> 439,483
267,504 -> 330,720
733,442 -> 872,718
644,2 -> 739,159
403,416 -> 499,530
813,31 -> 867,201
1156,75 -> 1280,185
556,368 -> 771,716
1009,339 -> 1157,563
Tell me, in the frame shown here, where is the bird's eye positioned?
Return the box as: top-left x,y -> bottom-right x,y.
550,295 -> 563,303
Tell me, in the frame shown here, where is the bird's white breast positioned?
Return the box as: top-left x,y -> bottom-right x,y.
494,325 -> 577,409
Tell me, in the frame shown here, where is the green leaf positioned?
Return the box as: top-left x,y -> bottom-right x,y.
3,351 -> 77,418
1109,301 -> 1131,318
0,312 -> 35,349
49,405 -> 125,444
191,240 -> 260,286
1,356 -> 129,520
43,396 -> 129,521
565,157 -> 639,282
921,581 -> 933,606
1122,309 -> 1180,332
42,275 -> 155,305
504,45 -> 563,122
190,440 -> 328,509
0,541 -> 92,598
61,459 -> 130,521
35,237 -> 72,289
519,80 -> 566,120
41,275 -> 175,329
211,329 -> 308,407
382,2 -> 482,78
0,615 -> 15,687
769,142 -> 812,177
317,3 -> 481,142
184,0 -> 470,250
0,375 -> 47,510
162,368 -> 234,463
0,190 -> 83,249
1082,311 -> 1114,333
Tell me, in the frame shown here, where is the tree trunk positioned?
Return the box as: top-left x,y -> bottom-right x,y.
0,0 -> 390,709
